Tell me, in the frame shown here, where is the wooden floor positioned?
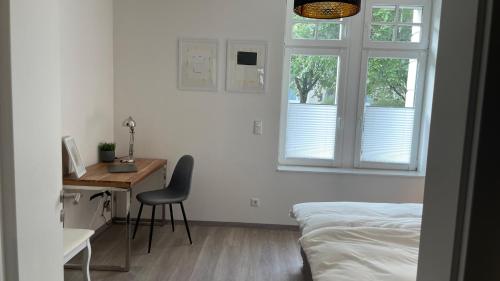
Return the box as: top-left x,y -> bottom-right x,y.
64,223 -> 305,281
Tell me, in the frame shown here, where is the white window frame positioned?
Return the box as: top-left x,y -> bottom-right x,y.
279,0 -> 432,172
278,47 -> 348,167
354,50 -> 427,170
363,0 -> 431,50
284,0 -> 350,48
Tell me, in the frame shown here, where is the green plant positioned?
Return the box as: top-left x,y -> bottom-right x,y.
98,142 -> 116,152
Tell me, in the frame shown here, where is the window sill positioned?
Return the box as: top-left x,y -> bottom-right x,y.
277,165 -> 425,178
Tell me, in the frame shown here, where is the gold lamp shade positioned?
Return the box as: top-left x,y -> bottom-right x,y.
294,0 -> 361,19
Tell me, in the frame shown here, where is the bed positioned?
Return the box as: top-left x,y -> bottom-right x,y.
291,202 -> 423,281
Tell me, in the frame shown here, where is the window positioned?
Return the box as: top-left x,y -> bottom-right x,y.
279,0 -> 431,171
291,14 -> 345,41
281,48 -> 346,166
369,5 -> 423,43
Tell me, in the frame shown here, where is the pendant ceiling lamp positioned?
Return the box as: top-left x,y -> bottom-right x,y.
294,0 -> 361,19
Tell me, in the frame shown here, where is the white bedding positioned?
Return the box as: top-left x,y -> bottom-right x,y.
292,202 -> 423,235
300,226 -> 420,281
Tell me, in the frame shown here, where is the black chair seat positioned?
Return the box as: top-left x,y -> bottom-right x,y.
136,186 -> 186,205
133,155 -> 194,253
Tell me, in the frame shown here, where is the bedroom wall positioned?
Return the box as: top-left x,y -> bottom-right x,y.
113,0 -> 425,225
60,0 -> 115,230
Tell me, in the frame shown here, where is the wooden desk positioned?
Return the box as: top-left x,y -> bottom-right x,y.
63,158 -> 167,272
63,158 -> 167,189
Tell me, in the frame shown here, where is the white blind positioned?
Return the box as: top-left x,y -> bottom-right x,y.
285,103 -> 337,160
361,106 -> 415,164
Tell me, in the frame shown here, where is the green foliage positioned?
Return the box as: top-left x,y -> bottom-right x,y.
370,7 -> 417,42
317,23 -> 341,40
366,58 -> 409,107
372,7 -> 396,23
370,24 -> 393,41
288,7 -> 415,107
293,23 -> 316,39
322,94 -> 336,105
292,22 -> 341,40
98,142 -> 116,152
289,54 -> 338,104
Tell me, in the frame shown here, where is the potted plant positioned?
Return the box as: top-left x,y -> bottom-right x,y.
98,142 -> 116,163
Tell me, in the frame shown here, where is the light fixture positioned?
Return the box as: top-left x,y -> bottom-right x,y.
294,0 -> 361,19
121,116 -> 136,163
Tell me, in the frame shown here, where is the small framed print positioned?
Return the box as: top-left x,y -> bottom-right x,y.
178,38 -> 218,92
226,40 -> 267,94
63,136 -> 86,178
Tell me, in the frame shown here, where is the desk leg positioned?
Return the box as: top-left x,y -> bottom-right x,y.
162,164 -> 167,225
83,240 -> 91,281
125,189 -> 131,272
65,188 -> 133,273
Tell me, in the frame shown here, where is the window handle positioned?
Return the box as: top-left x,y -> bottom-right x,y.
337,117 -> 344,129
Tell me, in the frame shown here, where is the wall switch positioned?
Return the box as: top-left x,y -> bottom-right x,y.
250,198 -> 260,207
253,120 -> 263,135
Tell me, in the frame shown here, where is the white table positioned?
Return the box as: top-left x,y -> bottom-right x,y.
64,228 -> 94,281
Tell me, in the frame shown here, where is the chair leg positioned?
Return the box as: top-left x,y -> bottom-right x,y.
169,203 -> 175,232
180,202 -> 192,244
148,205 -> 156,253
133,203 -> 143,240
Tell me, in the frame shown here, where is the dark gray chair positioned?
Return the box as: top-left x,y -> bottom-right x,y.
133,155 -> 194,253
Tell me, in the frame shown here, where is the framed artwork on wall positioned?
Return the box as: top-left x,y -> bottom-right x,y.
63,136 -> 86,178
178,38 -> 218,91
226,40 -> 267,94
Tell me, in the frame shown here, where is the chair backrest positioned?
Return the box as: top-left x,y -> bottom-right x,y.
168,155 -> 194,198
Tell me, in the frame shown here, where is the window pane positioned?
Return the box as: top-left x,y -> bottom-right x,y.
286,54 -> 339,160
292,23 -> 316,39
370,25 -> 394,41
399,7 -> 423,23
372,6 -> 396,22
361,57 -> 419,164
397,25 -> 421,42
317,23 -> 341,40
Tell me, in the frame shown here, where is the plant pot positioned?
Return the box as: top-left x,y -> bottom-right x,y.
99,150 -> 115,163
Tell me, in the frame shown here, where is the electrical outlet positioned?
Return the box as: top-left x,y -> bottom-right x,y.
250,198 -> 260,207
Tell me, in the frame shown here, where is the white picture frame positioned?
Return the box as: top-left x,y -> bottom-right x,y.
226,40 -> 267,94
63,136 -> 86,178
178,38 -> 218,92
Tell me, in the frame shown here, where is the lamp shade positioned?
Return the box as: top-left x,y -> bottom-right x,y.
122,116 -> 136,129
294,0 -> 361,19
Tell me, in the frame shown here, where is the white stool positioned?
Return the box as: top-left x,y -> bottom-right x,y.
64,228 -> 94,281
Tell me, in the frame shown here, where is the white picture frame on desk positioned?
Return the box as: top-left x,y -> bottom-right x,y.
178,38 -> 219,92
63,136 -> 86,178
226,40 -> 267,94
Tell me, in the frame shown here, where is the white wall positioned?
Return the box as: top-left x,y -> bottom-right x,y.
416,0 -> 481,280
60,0 -> 115,230
2,0 -> 64,279
113,0 -> 425,225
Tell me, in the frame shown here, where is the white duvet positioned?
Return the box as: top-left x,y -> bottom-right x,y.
300,226 -> 420,281
292,202 -> 423,235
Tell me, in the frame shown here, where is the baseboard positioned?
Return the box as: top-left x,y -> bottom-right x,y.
189,220 -> 299,230
111,217 -> 299,231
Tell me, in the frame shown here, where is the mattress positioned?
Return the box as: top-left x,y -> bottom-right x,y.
291,202 -> 423,235
291,202 -> 423,281
300,226 -> 420,281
